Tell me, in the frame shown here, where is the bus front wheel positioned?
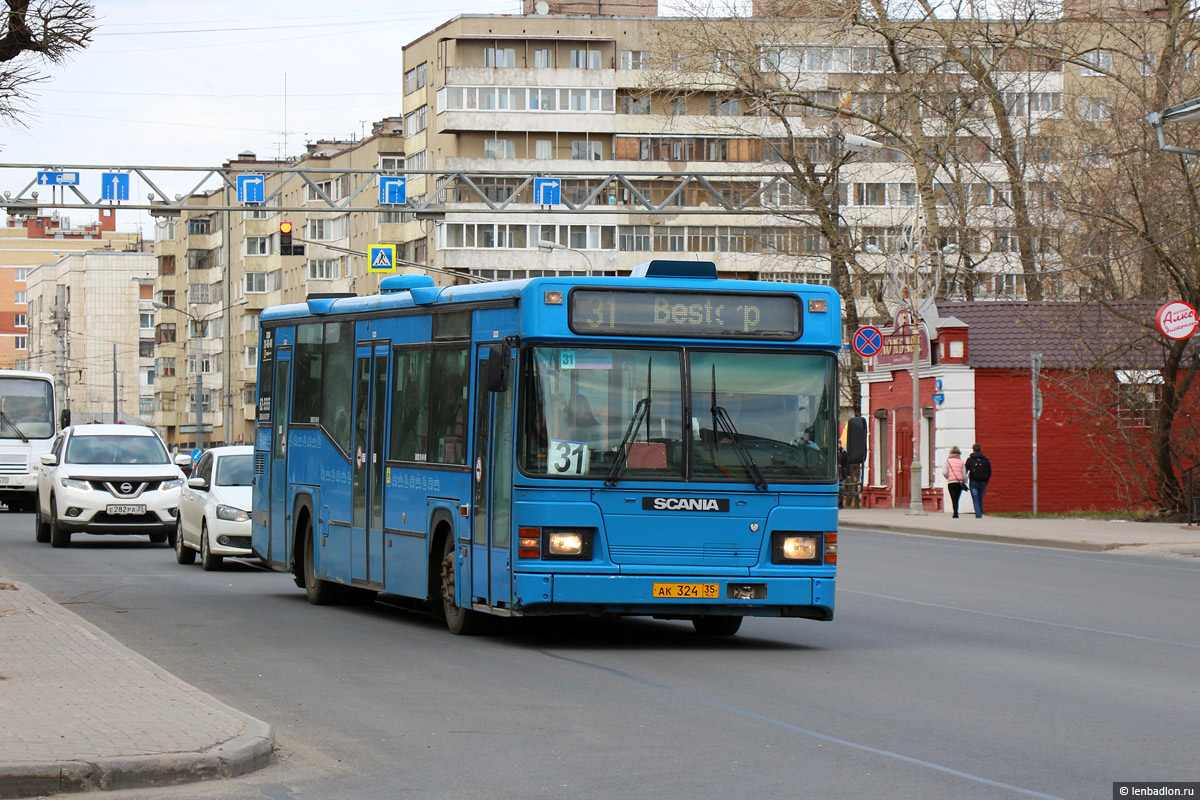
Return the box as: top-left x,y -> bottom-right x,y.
303,517 -> 343,606
691,615 -> 742,636
440,537 -> 484,635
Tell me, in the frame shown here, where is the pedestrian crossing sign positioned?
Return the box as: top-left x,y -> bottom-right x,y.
368,244 -> 397,273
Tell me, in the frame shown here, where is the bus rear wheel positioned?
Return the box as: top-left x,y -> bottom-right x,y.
303,517 -> 343,606
691,615 -> 742,636
440,537 -> 484,635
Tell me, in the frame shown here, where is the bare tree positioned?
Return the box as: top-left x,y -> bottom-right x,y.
0,0 -> 96,125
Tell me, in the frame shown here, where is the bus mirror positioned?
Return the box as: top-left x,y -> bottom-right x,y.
845,417 -> 867,465
60,409 -> 71,430
486,343 -> 509,392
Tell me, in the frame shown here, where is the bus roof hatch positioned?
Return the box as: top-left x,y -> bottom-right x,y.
630,260 -> 718,279
380,275 -> 436,294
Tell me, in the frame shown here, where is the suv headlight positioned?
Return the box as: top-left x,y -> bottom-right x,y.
216,504 -> 250,522
159,478 -> 184,491
59,477 -> 91,492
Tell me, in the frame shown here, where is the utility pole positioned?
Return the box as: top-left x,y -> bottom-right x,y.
112,343 -> 118,423
1031,352 -> 1043,515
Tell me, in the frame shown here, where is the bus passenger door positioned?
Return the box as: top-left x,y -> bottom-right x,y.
470,346 -> 514,609
351,342 -> 390,586
269,349 -> 292,568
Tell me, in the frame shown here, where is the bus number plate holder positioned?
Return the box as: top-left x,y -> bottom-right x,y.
652,582 -> 718,599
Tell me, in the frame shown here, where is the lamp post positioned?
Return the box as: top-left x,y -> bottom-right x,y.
843,133 -> 929,515
537,239 -> 594,276
153,299 -> 246,450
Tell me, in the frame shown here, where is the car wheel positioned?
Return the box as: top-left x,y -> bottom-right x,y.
302,515 -> 343,605
440,537 -> 484,635
200,523 -> 223,571
34,497 -> 50,543
691,615 -> 742,636
48,496 -> 71,549
174,520 -> 196,565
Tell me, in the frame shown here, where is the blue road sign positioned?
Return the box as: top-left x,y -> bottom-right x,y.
237,174 -> 265,203
852,325 -> 883,358
190,448 -> 202,463
379,176 -> 406,205
368,244 -> 397,273
534,177 -> 561,205
36,171 -> 80,186
101,173 -> 130,201
932,392 -> 946,405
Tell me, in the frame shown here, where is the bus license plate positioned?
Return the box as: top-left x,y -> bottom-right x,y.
107,504 -> 145,515
652,582 -> 718,599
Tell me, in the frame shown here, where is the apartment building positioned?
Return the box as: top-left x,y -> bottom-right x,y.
24,250 -> 156,424
151,121 -> 406,450
397,0 -> 1175,302
0,211 -> 143,369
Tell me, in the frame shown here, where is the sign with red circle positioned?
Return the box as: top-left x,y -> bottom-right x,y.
852,325 -> 883,357
1156,301 -> 1198,340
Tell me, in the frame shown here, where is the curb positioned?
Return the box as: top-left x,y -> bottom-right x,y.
840,521 -> 1125,552
0,582 -> 275,799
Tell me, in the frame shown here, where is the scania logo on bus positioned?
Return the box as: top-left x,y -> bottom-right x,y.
642,497 -> 730,512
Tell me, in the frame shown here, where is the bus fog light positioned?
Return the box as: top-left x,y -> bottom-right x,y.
548,532 -> 583,556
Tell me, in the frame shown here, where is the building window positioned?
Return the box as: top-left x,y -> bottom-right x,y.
139,340 -> 155,358
619,95 -> 651,114
307,217 -> 348,241
13,268 -> 29,281
13,336 -> 26,350
533,47 -> 553,68
139,396 -> 155,415
307,258 -> 340,280
140,312 -> 155,330
569,49 -> 602,69
855,183 -> 887,206
14,313 -> 26,327
669,98 -> 686,116
158,255 -> 176,275
1078,97 -> 1111,121
620,50 -> 650,70
710,97 -> 741,116
245,273 -> 267,293
157,357 -> 176,377
188,217 -> 212,236
14,291 -> 26,304
484,47 -> 515,67
245,345 -> 259,367
1080,49 -> 1111,77
535,139 -> 554,160
403,61 -> 428,94
484,138 -> 515,159
156,323 -> 177,344
618,226 -> 652,251
380,155 -> 403,173
571,140 -> 602,160
404,106 -> 427,137
1115,370 -> 1162,428
244,236 -> 270,256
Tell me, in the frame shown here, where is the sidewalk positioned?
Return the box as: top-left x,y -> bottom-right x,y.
838,507 -> 1200,557
0,580 -> 273,799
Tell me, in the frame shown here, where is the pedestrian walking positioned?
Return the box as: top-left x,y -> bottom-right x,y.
942,446 -> 966,518
964,443 -> 992,518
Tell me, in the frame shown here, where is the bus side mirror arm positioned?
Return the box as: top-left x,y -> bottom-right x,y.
486,337 -> 517,393
845,417 -> 867,465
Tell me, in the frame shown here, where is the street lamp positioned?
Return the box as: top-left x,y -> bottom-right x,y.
152,298 -> 247,450
537,239 -> 594,276
843,132 -> 929,515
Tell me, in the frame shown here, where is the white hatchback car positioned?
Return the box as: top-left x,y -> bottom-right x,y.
174,445 -> 254,571
34,424 -> 190,548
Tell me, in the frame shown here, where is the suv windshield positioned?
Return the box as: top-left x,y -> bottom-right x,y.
517,346 -> 836,484
66,434 -> 170,465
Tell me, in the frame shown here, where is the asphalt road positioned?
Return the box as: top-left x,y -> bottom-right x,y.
1,513 -> 1197,800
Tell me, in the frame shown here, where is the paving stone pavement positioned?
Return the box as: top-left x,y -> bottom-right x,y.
0,580 -> 272,799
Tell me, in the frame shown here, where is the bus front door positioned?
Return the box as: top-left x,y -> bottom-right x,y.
269,348 -> 292,568
470,346 -> 514,609
351,342 -> 390,586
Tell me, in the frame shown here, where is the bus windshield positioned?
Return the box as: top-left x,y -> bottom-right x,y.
0,377 -> 54,440
517,346 -> 836,484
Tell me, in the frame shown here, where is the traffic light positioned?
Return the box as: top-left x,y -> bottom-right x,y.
280,221 -> 293,255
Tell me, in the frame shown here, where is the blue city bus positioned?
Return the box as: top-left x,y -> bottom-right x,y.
251,261 -> 865,635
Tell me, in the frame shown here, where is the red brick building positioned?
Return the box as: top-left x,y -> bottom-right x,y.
858,301 -> 1195,514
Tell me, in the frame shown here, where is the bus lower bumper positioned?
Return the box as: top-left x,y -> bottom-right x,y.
512,573 -> 834,620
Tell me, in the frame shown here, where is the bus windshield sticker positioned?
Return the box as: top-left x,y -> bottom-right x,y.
560,350 -> 613,370
548,439 -> 590,475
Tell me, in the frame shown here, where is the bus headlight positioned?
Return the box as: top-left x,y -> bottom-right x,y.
772,532 -> 821,563
548,532 -> 584,556
544,528 -> 593,560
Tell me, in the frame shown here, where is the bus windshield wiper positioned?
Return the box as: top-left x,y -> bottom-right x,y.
605,358 -> 652,487
0,409 -> 28,443
710,366 -> 767,491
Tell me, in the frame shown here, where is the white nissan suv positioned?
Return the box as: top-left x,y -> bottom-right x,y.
34,424 -> 191,548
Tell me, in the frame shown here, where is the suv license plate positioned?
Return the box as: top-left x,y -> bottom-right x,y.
652,582 -> 719,599
107,504 -> 146,515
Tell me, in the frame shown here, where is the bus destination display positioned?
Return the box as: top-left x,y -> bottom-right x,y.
570,290 -> 802,340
